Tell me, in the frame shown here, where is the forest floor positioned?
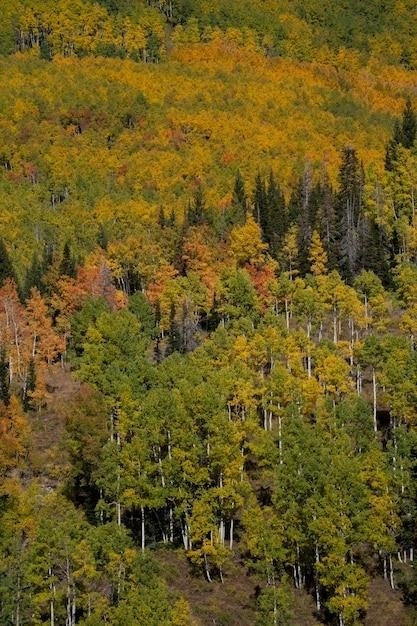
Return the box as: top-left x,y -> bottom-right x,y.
158,547 -> 322,626
364,576 -> 414,626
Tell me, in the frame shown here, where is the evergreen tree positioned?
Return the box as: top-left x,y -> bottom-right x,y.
360,219 -> 392,286
266,170 -> 287,257
22,253 -> 43,301
252,172 -> 267,227
158,207 -> 166,229
335,147 -> 364,282
23,358 -> 36,411
311,176 -> 337,270
0,239 -> 16,286
167,301 -> 182,354
97,224 -> 109,250
0,346 -> 10,406
187,186 -> 206,226
288,168 -> 314,275
252,171 -> 287,257
385,120 -> 403,171
59,242 -> 76,278
232,169 -> 247,223
402,98 -> 417,149
385,99 -> 417,170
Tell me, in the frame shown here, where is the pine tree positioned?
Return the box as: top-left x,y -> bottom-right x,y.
401,98 -> 417,149
266,170 -> 287,257
385,120 -> 403,171
335,147 -> 364,282
59,242 -> 76,278
252,173 -> 267,227
385,100 -> 417,170
288,168 -> 314,275
22,253 -> 43,301
0,239 -> 16,287
311,176 -> 337,269
232,170 -> 247,223
97,224 -> 109,250
187,186 -> 206,226
158,207 -> 166,229
167,301 -> 182,354
0,346 -> 10,406
23,358 -> 36,411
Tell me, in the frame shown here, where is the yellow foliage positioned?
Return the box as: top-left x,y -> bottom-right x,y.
229,216 -> 267,266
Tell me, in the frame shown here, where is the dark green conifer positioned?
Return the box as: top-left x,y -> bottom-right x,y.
0,239 -> 16,286
22,253 -> 43,301
187,186 -> 206,226
23,358 -> 36,411
385,100 -> 417,170
311,177 -> 337,270
335,146 -> 364,282
401,98 -> 417,149
97,225 -> 109,250
232,170 -> 247,223
167,301 -> 182,354
266,170 -> 287,257
253,173 -> 267,226
0,347 -> 10,406
60,242 -> 76,278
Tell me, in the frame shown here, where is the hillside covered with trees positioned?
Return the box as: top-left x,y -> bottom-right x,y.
3,1 -> 417,625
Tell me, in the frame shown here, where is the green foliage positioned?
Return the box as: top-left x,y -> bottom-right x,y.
3,3 -> 417,625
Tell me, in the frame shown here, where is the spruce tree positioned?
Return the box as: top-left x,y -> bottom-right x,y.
335,147 -> 364,282
167,301 -> 182,354
385,99 -> 417,170
310,177 -> 337,270
385,120 -> 403,171
252,173 -> 267,227
0,239 -> 16,286
401,98 -> 417,149
0,346 -> 10,406
266,170 -> 287,257
22,253 -> 43,301
187,186 -> 206,226
232,170 -> 247,223
23,358 -> 36,411
288,168 -> 314,275
60,242 -> 76,278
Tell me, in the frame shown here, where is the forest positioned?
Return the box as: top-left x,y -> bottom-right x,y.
3,1 -> 417,625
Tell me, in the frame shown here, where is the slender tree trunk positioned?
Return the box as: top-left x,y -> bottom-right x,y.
285,298 -> 290,331
229,518 -> 234,550
203,552 -> 212,582
278,412 -> 283,465
392,416 -> 397,472
364,294 -> 369,332
356,365 -> 362,396
116,463 -> 121,526
372,367 -> 377,433
219,517 -> 225,547
141,506 -> 145,553
315,545 -> 321,612
296,543 -> 302,588
169,505 -> 174,543
389,554 -> 395,589
16,574 -> 21,626
49,567 -> 55,626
